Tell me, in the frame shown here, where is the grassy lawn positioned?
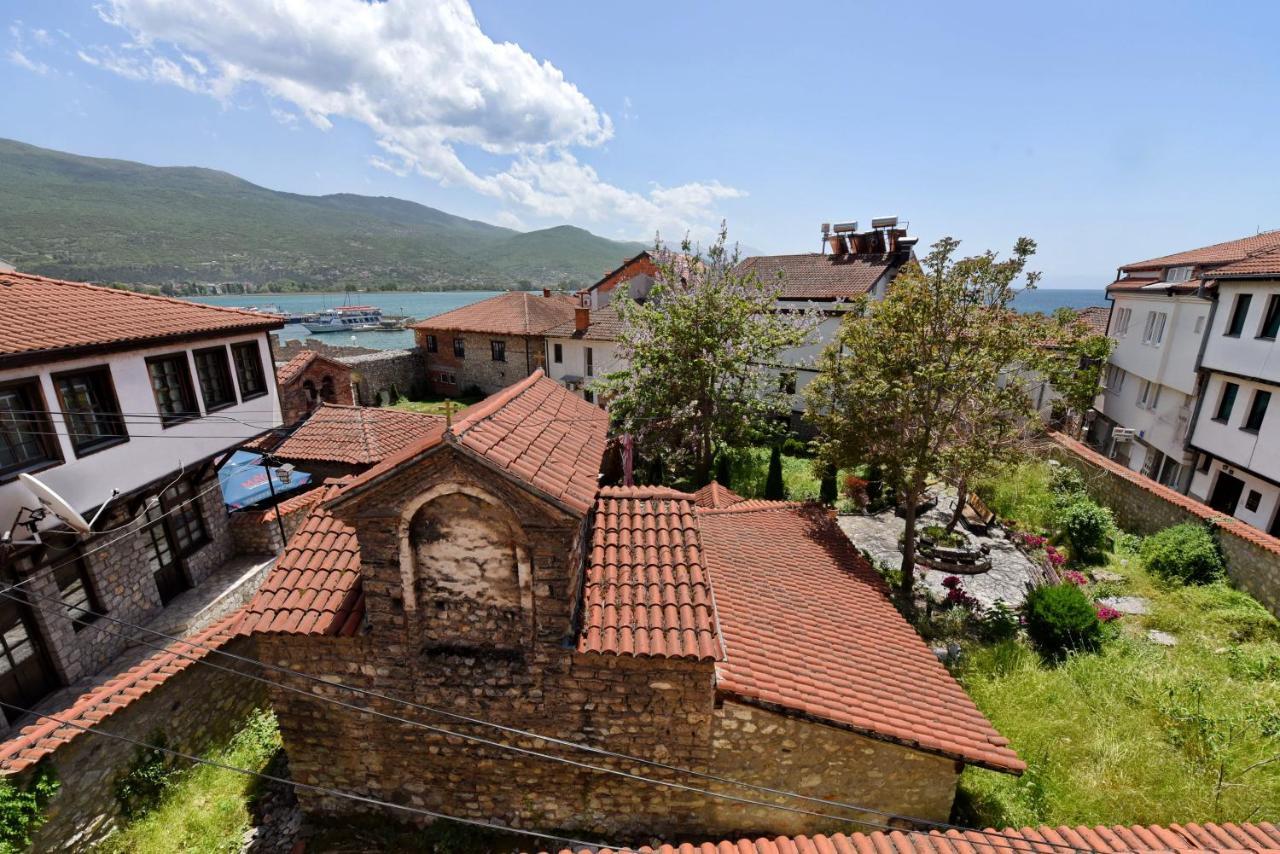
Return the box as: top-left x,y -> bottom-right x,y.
392,393 -> 482,418
103,710 -> 281,854
954,463 -> 1280,828
725,446 -> 824,499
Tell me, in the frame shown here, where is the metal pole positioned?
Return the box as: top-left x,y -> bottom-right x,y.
261,455 -> 286,548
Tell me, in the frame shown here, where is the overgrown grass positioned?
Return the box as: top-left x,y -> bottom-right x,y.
955,462 -> 1280,827
724,446 -> 823,500
392,394 -> 483,418
103,710 -> 282,854
974,461 -> 1061,534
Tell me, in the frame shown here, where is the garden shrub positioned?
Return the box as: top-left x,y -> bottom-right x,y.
114,733 -> 179,819
1060,498 -> 1113,563
781,436 -> 812,458
1022,582 -> 1102,658
764,446 -> 785,500
1048,464 -> 1086,498
979,600 -> 1020,643
1140,524 -> 1224,585
0,764 -> 58,852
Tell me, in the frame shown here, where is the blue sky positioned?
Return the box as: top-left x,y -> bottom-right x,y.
5,0 -> 1279,288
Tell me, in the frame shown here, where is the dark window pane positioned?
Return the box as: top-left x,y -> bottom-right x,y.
54,367 -> 126,454
0,381 -> 60,476
1260,295 -> 1280,339
231,342 -> 267,399
147,356 -> 198,423
453,338 -> 465,358
0,573 -> 58,723
1226,294 -> 1252,336
193,348 -> 237,410
1244,390 -> 1271,432
490,340 -> 506,362
1215,382 -> 1239,421
1246,490 -> 1262,512
54,555 -> 102,631
426,335 -> 438,353
553,343 -> 562,363
161,478 -> 209,555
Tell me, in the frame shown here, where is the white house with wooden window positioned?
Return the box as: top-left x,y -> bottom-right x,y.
0,272 -> 282,730
1090,231 -> 1280,529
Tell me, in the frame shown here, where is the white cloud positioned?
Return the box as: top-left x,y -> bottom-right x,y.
79,0 -> 741,238
8,48 -> 49,75
8,20 -> 53,75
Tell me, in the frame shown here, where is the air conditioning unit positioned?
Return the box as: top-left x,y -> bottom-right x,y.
1112,427 -> 1137,442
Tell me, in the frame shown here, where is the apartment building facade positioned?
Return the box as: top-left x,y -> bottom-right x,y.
0,272 -> 282,729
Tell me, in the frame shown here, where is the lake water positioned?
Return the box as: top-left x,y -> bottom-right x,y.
187,288 -> 1107,350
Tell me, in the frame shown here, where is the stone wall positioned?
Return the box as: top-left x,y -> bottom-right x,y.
16,635 -> 266,853
343,349 -> 428,405
229,498 -> 313,556
278,356 -> 354,426
1049,432 -> 1280,615
414,330 -> 544,396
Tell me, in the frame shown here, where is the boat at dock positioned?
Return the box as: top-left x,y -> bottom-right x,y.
303,305 -> 384,333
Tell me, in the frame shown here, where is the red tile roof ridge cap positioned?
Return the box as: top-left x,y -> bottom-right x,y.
696,498 -> 809,514
597,485 -> 695,499
449,370 -> 547,436
0,271 -> 277,324
324,430 -> 448,503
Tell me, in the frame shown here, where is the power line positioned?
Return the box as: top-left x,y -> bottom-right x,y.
0,700 -> 628,854
0,586 -> 1097,854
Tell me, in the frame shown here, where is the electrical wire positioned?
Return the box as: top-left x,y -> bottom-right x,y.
0,585 -> 1099,854
0,700 -> 628,854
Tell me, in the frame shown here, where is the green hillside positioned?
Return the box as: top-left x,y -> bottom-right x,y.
0,138 -> 644,291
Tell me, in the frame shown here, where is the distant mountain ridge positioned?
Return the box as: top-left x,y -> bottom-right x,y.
0,138 -> 646,291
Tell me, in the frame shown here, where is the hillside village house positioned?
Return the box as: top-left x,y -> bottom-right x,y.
542,304 -> 623,401
0,272 -> 282,730
1090,232 -> 1280,528
411,290 -> 576,395
243,370 -> 1022,841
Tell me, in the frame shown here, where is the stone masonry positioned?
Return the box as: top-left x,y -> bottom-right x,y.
414,329 -> 546,395
343,348 -> 428,405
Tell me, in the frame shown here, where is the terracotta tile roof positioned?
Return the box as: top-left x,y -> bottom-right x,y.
276,349 -> 349,385
410,291 -> 577,336
240,484 -> 364,637
549,821 -> 1280,854
1210,244 -> 1280,279
1049,432 -> 1280,557
0,611 -> 245,773
543,305 -> 624,341
1075,305 -> 1111,336
697,501 -> 1024,773
271,404 -> 445,466
577,487 -> 723,661
1121,230 -> 1280,272
448,370 -> 609,514
1105,275 -> 1163,293
0,271 -> 280,365
691,481 -> 744,509
735,253 -> 897,300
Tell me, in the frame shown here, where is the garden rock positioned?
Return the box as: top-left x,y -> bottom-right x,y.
1146,630 -> 1177,646
1091,569 -> 1125,583
1097,595 -> 1149,615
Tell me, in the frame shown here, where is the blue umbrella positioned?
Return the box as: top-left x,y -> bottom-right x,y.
219,450 -> 312,510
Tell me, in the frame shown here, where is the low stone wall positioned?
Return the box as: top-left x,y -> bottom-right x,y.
17,636 -> 266,852
1048,432 -> 1280,615
342,349 -> 427,404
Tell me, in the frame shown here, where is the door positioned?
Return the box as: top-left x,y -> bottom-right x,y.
145,520 -> 191,605
1208,473 -> 1245,515
0,592 -> 59,724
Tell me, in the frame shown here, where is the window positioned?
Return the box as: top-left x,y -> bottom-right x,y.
1194,315 -> 1205,334
780,371 -> 798,395
319,375 -> 336,403
453,337 -> 465,359
53,552 -> 102,631
0,577 -> 58,724
490,340 -> 506,362
1198,453 -> 1212,473
230,342 -> 268,400
1259,295 -> 1280,340
1113,307 -> 1131,336
1137,380 -> 1160,410
53,366 -> 126,456
1165,266 -> 1193,284
583,389 -> 595,405
0,378 -> 62,480
193,347 -> 237,412
425,334 -> 438,354
585,347 -> 594,377
1214,382 -> 1239,422
1103,364 -> 1126,393
1142,311 -> 1167,346
1246,490 -> 1262,513
1225,293 -> 1253,337
553,343 -> 563,364
146,354 -> 199,425
1243,389 -> 1271,432
161,478 -> 209,556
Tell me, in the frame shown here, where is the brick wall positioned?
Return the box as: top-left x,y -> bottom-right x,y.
278,358 -> 354,426
1048,432 -> 1280,615
16,635 -> 266,853
415,331 -> 544,396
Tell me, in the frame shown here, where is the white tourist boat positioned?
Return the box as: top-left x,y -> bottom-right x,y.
302,305 -> 384,333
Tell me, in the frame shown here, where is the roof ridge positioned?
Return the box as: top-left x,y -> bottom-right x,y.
697,499 -> 808,515
597,485 -> 695,500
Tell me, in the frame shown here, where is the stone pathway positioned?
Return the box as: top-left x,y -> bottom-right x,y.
837,493 -> 1041,608
1097,595 -> 1150,615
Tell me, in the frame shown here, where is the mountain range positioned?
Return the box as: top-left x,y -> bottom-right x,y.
0,138 -> 646,292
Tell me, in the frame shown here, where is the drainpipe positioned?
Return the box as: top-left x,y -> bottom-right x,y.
1181,279 -> 1220,494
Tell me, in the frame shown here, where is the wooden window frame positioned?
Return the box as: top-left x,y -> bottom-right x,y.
426,334 -> 438,354
192,346 -> 238,413
490,340 -> 506,363
51,365 -> 128,458
0,377 -> 63,483
453,337 -> 466,359
145,353 -> 200,426
230,341 -> 269,401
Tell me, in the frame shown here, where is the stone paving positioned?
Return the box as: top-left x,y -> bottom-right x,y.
837,493 -> 1040,608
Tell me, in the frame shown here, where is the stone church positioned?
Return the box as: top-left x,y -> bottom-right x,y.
242,371 -> 1022,842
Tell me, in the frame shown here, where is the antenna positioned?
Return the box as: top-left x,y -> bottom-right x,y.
2,474 -> 120,549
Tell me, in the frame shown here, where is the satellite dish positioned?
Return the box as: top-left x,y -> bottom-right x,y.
18,474 -> 93,534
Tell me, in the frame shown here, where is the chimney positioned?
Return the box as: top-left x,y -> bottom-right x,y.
575,307 -> 590,332
542,287 -> 552,298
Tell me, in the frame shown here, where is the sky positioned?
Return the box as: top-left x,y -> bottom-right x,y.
4,0 -> 1280,289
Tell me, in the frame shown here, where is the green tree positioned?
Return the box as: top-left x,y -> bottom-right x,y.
805,236 -> 1043,606
599,225 -> 814,486
764,446 -> 785,499
1042,309 -> 1115,436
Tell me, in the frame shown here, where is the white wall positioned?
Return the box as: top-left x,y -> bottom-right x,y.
1107,291 -> 1208,396
1200,280 -> 1280,385
544,337 -> 621,398
1191,371 -> 1280,483
1189,457 -> 1280,532
1,333 -> 281,532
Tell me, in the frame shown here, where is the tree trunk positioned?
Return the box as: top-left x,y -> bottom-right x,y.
946,477 -> 967,534
898,485 -> 919,615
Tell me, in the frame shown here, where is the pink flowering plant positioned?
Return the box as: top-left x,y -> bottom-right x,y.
1063,570 -> 1088,586
1095,604 -> 1122,623
940,575 -> 979,610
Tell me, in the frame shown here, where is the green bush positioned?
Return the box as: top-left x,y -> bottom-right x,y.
1022,582 -> 1102,658
764,446 -> 785,500
1060,498 -> 1113,562
1140,524 -> 1225,585
1048,464 -> 1086,498
0,764 -> 58,852
114,734 -> 179,820
979,600 -> 1021,643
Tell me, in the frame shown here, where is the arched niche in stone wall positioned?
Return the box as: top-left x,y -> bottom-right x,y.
396,483 -> 534,651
